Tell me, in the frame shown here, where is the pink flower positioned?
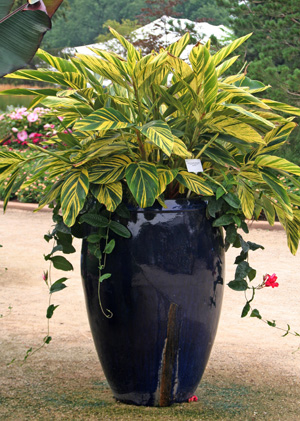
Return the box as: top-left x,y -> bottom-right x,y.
263,273 -> 279,288
11,127 -> 18,133
27,112 -> 39,122
17,130 -> 28,142
58,116 -> 64,121
43,123 -> 51,129
188,395 -> 198,403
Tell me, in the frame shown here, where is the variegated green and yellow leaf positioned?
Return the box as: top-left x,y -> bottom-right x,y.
157,167 -> 178,196
74,107 -> 134,132
261,195 -> 276,226
90,181 -> 122,212
88,155 -> 132,183
189,44 -> 218,110
166,32 -> 190,57
223,104 -> 275,128
218,83 -> 270,109
125,161 -> 158,208
262,100 -> 300,116
61,168 -> 89,227
255,155 -> 300,176
275,205 -> 300,255
35,178 -> 65,211
36,49 -> 79,73
237,180 -> 255,219
215,55 -> 239,77
212,33 -> 252,66
139,120 -> 174,156
172,136 -> 192,158
89,48 -> 130,80
261,170 -> 293,219
207,115 -> 264,144
109,27 -> 141,72
75,54 -> 129,88
176,171 -> 213,196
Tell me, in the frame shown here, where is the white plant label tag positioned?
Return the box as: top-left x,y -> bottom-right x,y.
185,159 -> 203,173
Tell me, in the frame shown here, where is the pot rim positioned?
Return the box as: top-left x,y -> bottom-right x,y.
127,197 -> 207,213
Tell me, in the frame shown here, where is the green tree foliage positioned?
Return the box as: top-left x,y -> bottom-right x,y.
44,0 -> 146,48
43,0 -> 230,49
95,19 -> 141,43
218,0 -> 300,164
176,0 -> 230,26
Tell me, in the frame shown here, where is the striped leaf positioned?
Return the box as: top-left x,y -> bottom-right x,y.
0,87 -> 59,97
109,27 -> 141,72
36,49 -> 78,73
261,171 -> 293,219
189,44 -> 217,111
35,178 -> 65,211
255,155 -> 300,176
207,116 -> 264,144
157,167 -> 178,196
223,104 -> 275,128
215,56 -> 239,77
139,120 -> 174,156
212,33 -> 252,66
237,180 -> 255,219
88,155 -> 132,184
172,136 -> 192,158
217,83 -> 270,109
166,32 -> 190,57
261,196 -> 276,226
90,182 -> 122,212
125,162 -> 158,208
74,108 -> 134,132
90,48 -> 130,81
262,100 -> 300,116
7,69 -> 87,89
61,169 -> 89,227
275,206 -> 300,255
74,54 -> 129,88
176,171 -> 213,196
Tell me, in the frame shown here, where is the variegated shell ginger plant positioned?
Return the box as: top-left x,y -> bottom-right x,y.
1,28 -> 300,254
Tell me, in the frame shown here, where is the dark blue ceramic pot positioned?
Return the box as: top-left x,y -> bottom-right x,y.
81,198 -> 225,406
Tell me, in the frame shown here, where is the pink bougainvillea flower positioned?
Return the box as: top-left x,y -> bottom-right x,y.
188,395 -> 198,402
263,273 -> 279,288
27,112 -> 39,122
17,130 -> 28,142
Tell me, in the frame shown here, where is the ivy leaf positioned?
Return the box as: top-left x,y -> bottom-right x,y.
46,304 -> 59,319
250,309 -> 262,319
227,280 -> 248,291
49,256 -> 73,271
109,221 -> 131,238
99,273 -> 111,283
248,241 -> 264,251
234,250 -> 248,264
80,213 -> 109,227
235,261 -> 251,280
213,214 -> 234,227
104,239 -> 115,254
50,277 -> 68,293
241,301 -> 250,318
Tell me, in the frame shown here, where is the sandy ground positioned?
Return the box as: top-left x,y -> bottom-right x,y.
0,208 -> 300,420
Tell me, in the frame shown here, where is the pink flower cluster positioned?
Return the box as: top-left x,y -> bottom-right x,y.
263,273 -> 279,288
1,106 -> 62,149
188,395 -> 198,403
